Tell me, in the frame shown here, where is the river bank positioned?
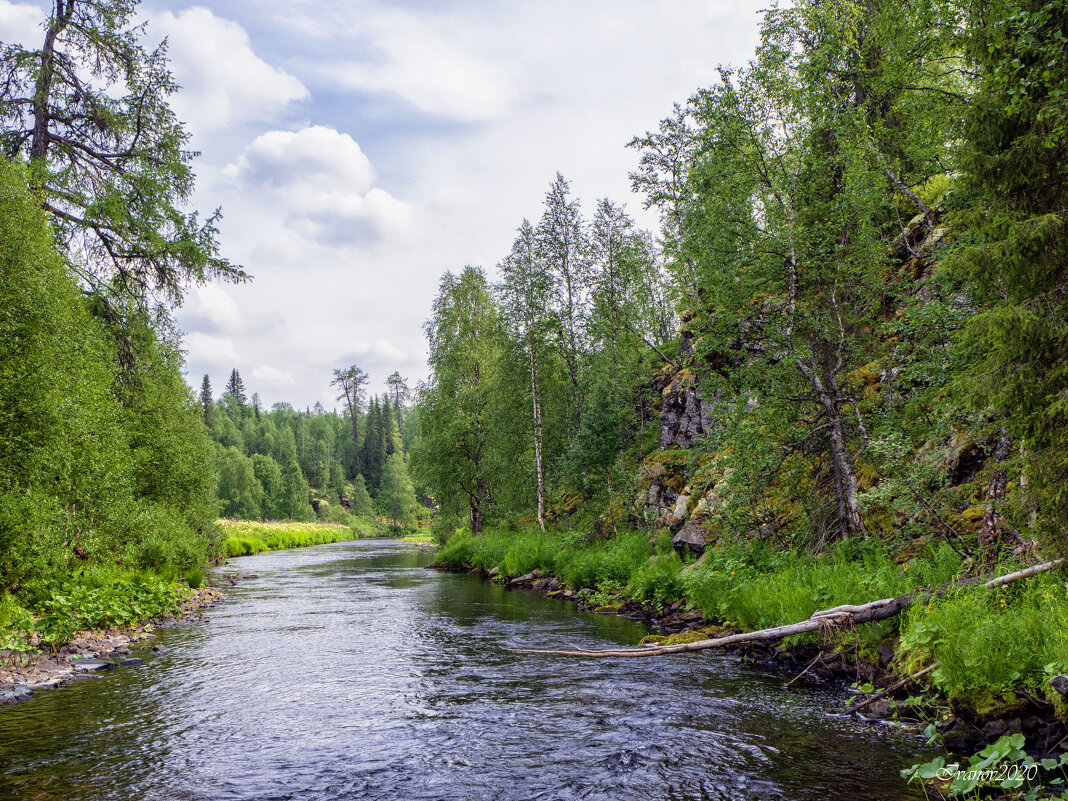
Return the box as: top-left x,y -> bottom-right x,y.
431,525 -> 1068,793
0,584 -> 226,705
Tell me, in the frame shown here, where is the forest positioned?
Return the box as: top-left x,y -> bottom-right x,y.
2,0 -> 1068,796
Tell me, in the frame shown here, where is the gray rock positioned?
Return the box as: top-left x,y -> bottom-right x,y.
668,494 -> 690,527
0,684 -> 33,704
510,572 -> 536,585
120,658 -> 144,667
74,659 -> 117,672
487,567 -> 499,578
672,520 -> 709,556
1051,675 -> 1068,697
151,644 -> 168,652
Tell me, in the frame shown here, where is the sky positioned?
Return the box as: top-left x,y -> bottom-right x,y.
0,0 -> 764,409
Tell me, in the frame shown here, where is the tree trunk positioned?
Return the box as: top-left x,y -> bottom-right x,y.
796,359 -> 867,539
529,346 -> 545,531
979,428 -> 1012,549
30,2 -> 73,162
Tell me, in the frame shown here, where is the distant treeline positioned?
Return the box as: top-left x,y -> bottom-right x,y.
201,368 -> 421,531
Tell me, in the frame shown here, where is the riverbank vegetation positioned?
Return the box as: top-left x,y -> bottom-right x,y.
222,519 -> 384,557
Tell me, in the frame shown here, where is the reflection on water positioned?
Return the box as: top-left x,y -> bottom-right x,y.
0,540 -> 930,800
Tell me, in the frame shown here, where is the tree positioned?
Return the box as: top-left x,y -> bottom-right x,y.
950,0 -> 1068,550
199,374 -> 214,426
537,172 -> 589,430
276,428 -> 311,521
386,371 -> 409,440
224,368 -> 247,411
413,267 -> 502,533
498,219 -> 553,529
0,0 -> 243,307
628,103 -> 699,301
331,365 -> 368,474
251,454 -> 284,520
379,452 -> 416,530
350,474 -> 374,517
216,446 -> 262,519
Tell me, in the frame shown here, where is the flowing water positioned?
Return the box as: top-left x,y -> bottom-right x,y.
0,539 -> 934,800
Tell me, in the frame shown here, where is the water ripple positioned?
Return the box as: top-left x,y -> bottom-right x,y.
0,540 -> 931,800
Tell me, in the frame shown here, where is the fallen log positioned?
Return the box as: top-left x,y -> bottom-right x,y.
507,558 -> 1064,659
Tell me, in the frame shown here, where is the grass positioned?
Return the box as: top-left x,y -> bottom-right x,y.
220,519 -> 378,556
436,524 -> 1068,702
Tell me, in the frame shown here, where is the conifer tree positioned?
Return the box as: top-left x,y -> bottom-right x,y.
199,374 -> 214,426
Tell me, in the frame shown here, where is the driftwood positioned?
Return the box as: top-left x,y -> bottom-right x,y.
852,664 -> 937,712
508,558 -> 1065,659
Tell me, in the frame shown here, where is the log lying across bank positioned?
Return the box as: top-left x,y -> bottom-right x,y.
507,558 -> 1065,659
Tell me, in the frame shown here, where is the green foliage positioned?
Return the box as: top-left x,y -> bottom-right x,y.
0,159 -> 221,595
0,0 -> 243,304
904,734 -> 1068,799
899,570 -> 1068,701
378,453 -> 417,530
1,575 -> 189,652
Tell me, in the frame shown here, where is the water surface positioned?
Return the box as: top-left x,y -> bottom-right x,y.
0,539 -> 931,799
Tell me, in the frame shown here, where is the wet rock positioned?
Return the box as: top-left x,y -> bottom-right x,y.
672,520 -> 709,556
0,685 -> 33,704
151,644 -> 168,652
120,658 -> 144,668
547,577 -> 560,591
877,641 -> 896,667
863,699 -> 897,718
74,659 -> 117,672
531,569 -> 541,579
1051,675 -> 1068,697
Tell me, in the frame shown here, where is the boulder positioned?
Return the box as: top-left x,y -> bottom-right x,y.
672,520 -> 710,556
487,567 -> 499,578
668,494 -> 690,527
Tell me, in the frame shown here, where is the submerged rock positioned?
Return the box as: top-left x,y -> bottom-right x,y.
120,658 -> 144,667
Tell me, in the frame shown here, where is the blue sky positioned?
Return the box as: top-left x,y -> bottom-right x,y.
0,0 -> 764,408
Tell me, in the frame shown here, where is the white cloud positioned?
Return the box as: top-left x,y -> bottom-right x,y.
153,6 -> 307,134
252,365 -> 294,386
185,283 -> 242,332
184,332 -> 239,366
0,1 -> 42,47
223,125 -> 410,246
327,12 -> 514,122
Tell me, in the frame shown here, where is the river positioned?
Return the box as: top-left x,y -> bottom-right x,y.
0,539 -> 932,800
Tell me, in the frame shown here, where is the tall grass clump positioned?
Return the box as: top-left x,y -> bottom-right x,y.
899,572 -> 1068,703
682,541 -> 963,630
